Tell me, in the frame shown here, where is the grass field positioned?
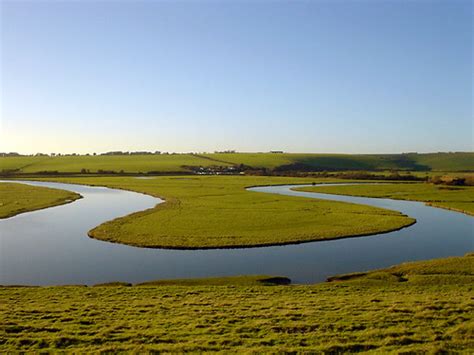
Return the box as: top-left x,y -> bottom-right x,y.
0,182 -> 81,218
413,152 -> 474,172
2,152 -> 473,174
295,183 -> 474,216
202,152 -> 434,170
0,154 -> 231,174
200,152 -> 474,172
0,155 -> 51,171
2,254 -> 473,352
32,176 -> 415,249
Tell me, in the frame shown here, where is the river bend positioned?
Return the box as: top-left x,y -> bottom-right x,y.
0,181 -> 472,285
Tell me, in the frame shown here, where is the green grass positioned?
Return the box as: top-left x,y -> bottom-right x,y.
295,182 -> 474,216
202,153 -> 306,169
203,152 -> 474,171
33,176 -> 415,249
2,152 -> 473,174
0,154 -> 231,174
2,255 -> 473,352
0,182 -> 81,218
0,155 -> 52,172
412,152 -> 474,171
328,254 -> 474,284
203,152 -> 417,170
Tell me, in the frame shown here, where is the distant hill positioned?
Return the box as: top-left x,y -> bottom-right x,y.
201,152 -> 474,172
0,152 -> 473,174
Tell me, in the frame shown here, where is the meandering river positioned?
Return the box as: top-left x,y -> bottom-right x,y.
0,180 -> 472,285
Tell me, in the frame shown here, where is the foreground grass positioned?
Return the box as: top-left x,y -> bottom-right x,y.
31,176 -> 414,249
295,183 -> 474,216
2,255 -> 473,352
0,182 -> 81,218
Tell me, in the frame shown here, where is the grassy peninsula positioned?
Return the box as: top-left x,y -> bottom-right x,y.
0,182 -> 81,218
30,176 -> 415,249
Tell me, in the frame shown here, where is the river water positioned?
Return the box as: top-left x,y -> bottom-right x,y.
0,180 -> 472,285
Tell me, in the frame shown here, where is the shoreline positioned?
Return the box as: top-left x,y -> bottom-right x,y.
3,178 -> 418,250
293,186 -> 474,217
0,181 -> 83,219
87,217 -> 416,251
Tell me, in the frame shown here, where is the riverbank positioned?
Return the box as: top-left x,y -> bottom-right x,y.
2,254 -> 472,352
3,178 -> 471,285
294,183 -> 474,216
0,182 -> 82,219
15,176 -> 415,249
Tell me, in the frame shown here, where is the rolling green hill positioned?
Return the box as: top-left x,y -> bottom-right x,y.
1,152 -> 472,174
408,152 -> 474,171
0,154 -> 231,174
203,152 -> 474,171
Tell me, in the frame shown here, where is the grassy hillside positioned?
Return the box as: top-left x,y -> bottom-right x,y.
0,154 -> 231,174
1,152 -> 473,174
35,176 -> 414,249
0,182 -> 81,218
202,153 -> 422,170
411,152 -> 474,171
0,155 -> 51,172
2,255 -> 473,352
203,152 -> 474,171
295,183 -> 474,216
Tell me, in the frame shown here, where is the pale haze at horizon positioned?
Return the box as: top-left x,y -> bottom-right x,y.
0,0 -> 472,154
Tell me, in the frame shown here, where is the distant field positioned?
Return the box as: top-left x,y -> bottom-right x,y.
202,152 -> 474,171
1,152 -> 473,174
0,154 -> 231,173
0,156 -> 51,171
2,255 -> 472,352
295,183 -> 474,216
413,152 -> 474,171
0,182 -> 81,218
34,176 -> 414,249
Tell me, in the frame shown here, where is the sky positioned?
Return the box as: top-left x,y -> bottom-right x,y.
0,0 -> 472,154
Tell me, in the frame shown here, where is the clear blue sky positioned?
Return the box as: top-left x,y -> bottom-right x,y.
1,0 -> 472,154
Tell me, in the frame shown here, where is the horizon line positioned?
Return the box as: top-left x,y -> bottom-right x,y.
1,150 -> 472,157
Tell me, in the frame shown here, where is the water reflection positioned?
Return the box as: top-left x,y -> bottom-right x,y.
0,181 -> 472,285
